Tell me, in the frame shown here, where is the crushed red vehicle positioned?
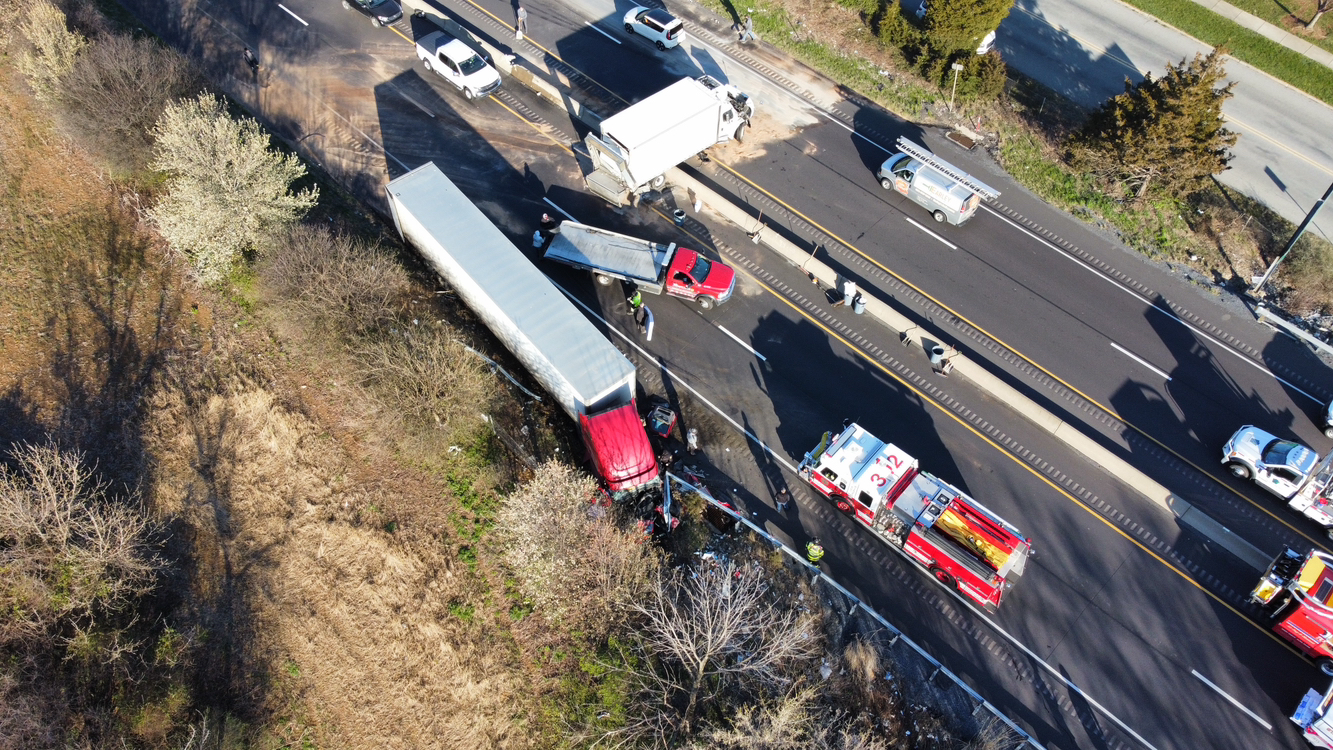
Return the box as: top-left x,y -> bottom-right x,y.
798,423 -> 1032,611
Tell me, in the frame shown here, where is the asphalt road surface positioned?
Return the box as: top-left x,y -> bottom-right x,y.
119,0 -> 1333,747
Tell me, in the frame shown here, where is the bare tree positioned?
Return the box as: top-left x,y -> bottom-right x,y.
14,1 -> 87,101
149,93 -> 318,283
352,324 -> 496,443
498,462 -> 658,637
616,563 -> 821,740
0,443 -> 160,648
56,32 -> 201,175
259,224 -> 410,338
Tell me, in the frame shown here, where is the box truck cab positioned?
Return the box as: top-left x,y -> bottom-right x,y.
879,137 -> 997,226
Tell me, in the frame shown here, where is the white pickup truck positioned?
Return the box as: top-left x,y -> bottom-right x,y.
415,30 -> 501,100
1223,425 -> 1333,537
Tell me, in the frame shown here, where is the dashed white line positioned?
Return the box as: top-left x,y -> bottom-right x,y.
716,325 -> 767,360
903,217 -> 958,249
278,4 -> 308,25
1110,342 -> 1171,381
1191,669 -> 1273,730
585,22 -> 622,44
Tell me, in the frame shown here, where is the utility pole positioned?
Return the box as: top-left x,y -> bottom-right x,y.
948,62 -> 964,112
1252,179 -> 1333,293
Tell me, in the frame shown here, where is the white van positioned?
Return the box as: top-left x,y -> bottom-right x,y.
878,138 -> 998,226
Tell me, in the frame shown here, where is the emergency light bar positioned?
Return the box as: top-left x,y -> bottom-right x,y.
895,137 -> 999,202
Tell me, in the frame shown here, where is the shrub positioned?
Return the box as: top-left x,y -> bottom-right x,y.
15,1 -> 86,102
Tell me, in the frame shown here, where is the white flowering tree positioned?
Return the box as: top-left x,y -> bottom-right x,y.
15,0 -> 87,101
149,93 -> 317,284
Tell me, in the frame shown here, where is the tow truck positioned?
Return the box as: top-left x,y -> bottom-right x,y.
1224,426 -> 1333,538
1251,546 -> 1333,675
798,423 -> 1031,611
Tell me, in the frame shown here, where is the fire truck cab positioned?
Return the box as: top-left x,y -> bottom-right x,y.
1252,547 -> 1333,675
799,423 -> 1031,611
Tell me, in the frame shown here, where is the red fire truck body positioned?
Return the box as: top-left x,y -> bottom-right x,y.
1252,547 -> 1333,674
798,423 -> 1031,611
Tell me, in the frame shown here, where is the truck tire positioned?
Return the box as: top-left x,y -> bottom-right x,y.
595,274 -> 614,286
695,296 -> 715,310
422,57 -> 433,72
932,210 -> 946,223
1320,657 -> 1333,676
834,497 -> 855,515
1325,426 -> 1333,439
929,565 -> 957,590
880,177 -> 894,190
1226,462 -> 1252,480
734,121 -> 747,143
372,17 -> 382,27
342,0 -> 351,7
649,174 -> 667,190
464,87 -> 476,101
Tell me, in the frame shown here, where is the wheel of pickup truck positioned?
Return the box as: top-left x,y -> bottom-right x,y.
1325,426 -> 1333,439
929,565 -> 957,590
932,210 -> 946,223
1226,461 -> 1252,480
464,87 -> 476,101
734,121 -> 747,143
372,17 -> 382,27
880,177 -> 894,190
1319,657 -> 1333,676
342,0 -> 351,8
834,497 -> 855,516
595,274 -> 614,286
695,296 -> 715,311
422,57 -> 433,72
649,174 -> 667,190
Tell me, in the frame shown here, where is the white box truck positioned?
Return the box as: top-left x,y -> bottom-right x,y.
385,163 -> 660,497
583,75 -> 754,205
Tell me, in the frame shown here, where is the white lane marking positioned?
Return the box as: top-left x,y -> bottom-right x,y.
903,217 -> 958,249
1110,342 -> 1171,382
716,325 -> 767,360
1190,670 -> 1273,730
553,267 -> 1159,750
982,205 -> 1322,404
542,197 -> 578,221
586,22 -> 622,44
278,4 -> 308,25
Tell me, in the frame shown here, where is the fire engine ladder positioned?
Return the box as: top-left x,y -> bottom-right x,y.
895,137 -> 999,202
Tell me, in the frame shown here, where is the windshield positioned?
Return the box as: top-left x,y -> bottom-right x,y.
1264,439 -> 1304,466
458,54 -> 487,75
689,256 -> 712,284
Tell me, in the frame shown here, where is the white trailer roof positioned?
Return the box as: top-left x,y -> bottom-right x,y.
385,163 -> 635,415
600,77 -> 718,152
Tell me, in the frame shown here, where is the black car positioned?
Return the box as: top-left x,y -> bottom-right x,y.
342,0 -> 402,27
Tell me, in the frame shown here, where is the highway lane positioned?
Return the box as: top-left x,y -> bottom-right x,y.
121,0 -> 1328,746
429,0 -> 1333,551
1000,0 -> 1333,243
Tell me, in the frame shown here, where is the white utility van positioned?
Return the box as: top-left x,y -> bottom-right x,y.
878,137 -> 998,226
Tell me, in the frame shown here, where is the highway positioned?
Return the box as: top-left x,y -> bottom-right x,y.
121,0 -> 1333,747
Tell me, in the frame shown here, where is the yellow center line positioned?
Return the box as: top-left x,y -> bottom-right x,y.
647,203 -> 1306,659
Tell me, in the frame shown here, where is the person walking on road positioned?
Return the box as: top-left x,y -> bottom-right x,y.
515,4 -> 528,38
636,305 -> 655,341
775,487 -> 790,513
243,47 -> 259,75
738,14 -> 755,43
806,537 -> 824,564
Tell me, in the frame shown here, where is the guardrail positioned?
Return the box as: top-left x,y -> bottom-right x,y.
667,472 -> 1044,750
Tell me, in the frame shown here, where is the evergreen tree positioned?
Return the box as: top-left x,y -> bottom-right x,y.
1067,50 -> 1237,201
921,0 -> 1012,56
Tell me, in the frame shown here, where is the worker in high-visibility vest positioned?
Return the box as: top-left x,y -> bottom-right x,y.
806,538 -> 825,564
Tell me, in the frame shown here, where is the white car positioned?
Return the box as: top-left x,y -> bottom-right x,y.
415,31 -> 501,100
1222,425 -> 1319,499
623,6 -> 683,50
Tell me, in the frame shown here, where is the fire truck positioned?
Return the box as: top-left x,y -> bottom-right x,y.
798,423 -> 1032,611
1251,547 -> 1333,675
1293,677 -> 1333,748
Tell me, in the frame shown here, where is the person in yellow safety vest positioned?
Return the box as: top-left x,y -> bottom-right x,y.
627,289 -> 643,314
806,538 -> 825,563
